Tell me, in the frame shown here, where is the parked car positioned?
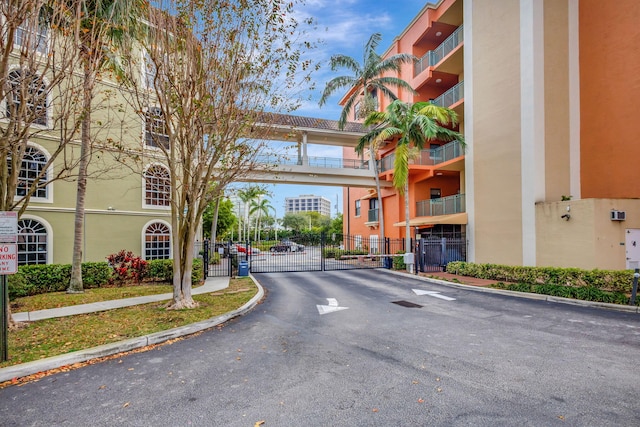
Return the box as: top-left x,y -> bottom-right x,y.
232,244 -> 261,255
269,240 -> 305,252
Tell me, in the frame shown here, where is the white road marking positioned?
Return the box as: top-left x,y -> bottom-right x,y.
412,289 -> 456,301
317,298 -> 349,315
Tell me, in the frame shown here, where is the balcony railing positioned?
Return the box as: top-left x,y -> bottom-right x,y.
431,80 -> 464,108
414,25 -> 464,77
378,140 -> 464,172
254,154 -> 369,170
416,194 -> 466,217
367,208 -> 379,223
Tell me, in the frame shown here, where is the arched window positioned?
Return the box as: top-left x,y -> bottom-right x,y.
145,107 -> 169,149
7,69 -> 48,126
144,164 -> 170,207
144,222 -> 171,260
13,145 -> 48,198
17,218 -> 48,265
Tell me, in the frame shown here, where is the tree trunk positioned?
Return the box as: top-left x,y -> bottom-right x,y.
370,148 -> 385,251
404,181 -> 413,273
210,197 -> 220,243
167,227 -> 198,310
68,64 -> 94,294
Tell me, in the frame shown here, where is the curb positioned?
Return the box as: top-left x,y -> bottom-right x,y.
382,269 -> 640,314
0,277 -> 264,383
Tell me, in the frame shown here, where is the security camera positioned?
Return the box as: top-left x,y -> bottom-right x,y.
561,214 -> 571,221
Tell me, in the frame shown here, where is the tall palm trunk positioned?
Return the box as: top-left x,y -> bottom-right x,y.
370,148 -> 385,251
404,181 -> 412,273
68,63 -> 95,293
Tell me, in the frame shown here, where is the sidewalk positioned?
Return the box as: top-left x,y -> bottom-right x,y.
1,275 -> 266,384
12,276 -> 231,322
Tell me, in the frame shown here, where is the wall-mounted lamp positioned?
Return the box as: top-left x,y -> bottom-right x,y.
435,31 -> 442,37
561,213 -> 571,221
107,207 -> 116,211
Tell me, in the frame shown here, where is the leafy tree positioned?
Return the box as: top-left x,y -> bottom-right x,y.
250,197 -> 273,241
203,198 -> 236,241
0,0 -> 87,327
319,32 -> 416,129
320,32 -> 415,244
123,0 -> 318,309
358,100 -> 463,253
67,0 -> 146,293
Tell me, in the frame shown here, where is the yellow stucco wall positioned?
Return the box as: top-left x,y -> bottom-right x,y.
536,199 -> 640,270
470,0 -> 524,265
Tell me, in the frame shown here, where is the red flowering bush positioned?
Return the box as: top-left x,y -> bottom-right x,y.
106,250 -> 149,286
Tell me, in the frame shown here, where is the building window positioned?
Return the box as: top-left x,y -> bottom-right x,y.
6,69 -> 48,126
145,107 -> 169,150
144,222 -> 171,260
10,145 -> 49,199
15,11 -> 49,55
143,51 -> 156,89
355,200 -> 361,217
144,164 -> 170,207
17,218 -> 47,265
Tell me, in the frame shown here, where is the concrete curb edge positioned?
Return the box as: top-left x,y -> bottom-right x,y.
382,269 -> 640,314
0,277 -> 265,383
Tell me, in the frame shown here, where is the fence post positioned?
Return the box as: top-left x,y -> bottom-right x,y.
631,268 -> 639,306
203,240 -> 209,280
321,232 -> 326,271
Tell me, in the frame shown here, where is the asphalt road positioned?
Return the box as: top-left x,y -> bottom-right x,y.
1,270 -> 639,426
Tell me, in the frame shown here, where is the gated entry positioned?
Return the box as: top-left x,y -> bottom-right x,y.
199,234 -> 465,278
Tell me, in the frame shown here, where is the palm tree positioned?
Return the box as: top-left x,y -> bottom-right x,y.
321,32 -> 416,249
237,186 -> 266,241
319,32 -> 416,129
67,0 -> 146,293
358,100 -> 464,266
250,198 -> 273,241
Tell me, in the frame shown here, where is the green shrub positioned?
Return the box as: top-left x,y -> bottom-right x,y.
392,251 -> 406,271
7,262 -> 112,299
147,258 -> 203,285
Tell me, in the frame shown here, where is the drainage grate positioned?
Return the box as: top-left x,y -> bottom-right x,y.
391,300 -> 423,308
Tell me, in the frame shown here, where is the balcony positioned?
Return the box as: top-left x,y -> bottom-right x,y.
414,25 -> 463,77
367,208 -> 379,222
431,81 -> 464,108
416,194 -> 465,217
378,140 -> 464,173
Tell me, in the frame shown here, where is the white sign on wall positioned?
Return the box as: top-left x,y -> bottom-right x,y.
0,212 -> 17,244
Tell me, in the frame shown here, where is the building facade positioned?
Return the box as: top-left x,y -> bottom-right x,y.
343,0 -> 640,270
7,10 -> 177,266
285,195 -> 332,217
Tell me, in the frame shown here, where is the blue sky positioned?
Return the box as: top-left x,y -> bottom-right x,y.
244,0 -> 435,219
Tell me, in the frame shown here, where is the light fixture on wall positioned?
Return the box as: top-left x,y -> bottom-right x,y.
435,31 -> 442,37
561,213 -> 571,221
107,207 -> 116,211
435,78 -> 442,83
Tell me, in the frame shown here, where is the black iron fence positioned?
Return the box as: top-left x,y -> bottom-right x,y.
196,234 -> 466,278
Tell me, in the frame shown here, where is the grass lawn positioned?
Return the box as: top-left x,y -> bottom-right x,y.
1,278 -> 257,369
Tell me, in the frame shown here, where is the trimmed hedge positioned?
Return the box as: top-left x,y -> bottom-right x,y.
323,248 -> 369,259
446,261 -> 634,294
490,282 -> 636,306
8,258 -> 204,299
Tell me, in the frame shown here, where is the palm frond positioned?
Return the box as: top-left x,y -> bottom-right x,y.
319,75 -> 358,106
392,143 -> 410,192
330,54 -> 362,74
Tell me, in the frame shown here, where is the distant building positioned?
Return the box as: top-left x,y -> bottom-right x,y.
285,195 -> 332,217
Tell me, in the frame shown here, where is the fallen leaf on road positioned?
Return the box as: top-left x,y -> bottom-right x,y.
123,402 -> 130,408
418,398 -> 424,403
372,408 -> 379,413
254,421 -> 265,426
558,415 -> 565,421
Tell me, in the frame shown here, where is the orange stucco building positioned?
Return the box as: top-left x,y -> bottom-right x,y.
343,0 -> 640,270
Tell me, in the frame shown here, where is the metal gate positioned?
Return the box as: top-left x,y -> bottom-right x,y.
234,234 -> 407,274
199,235 -> 465,278
416,236 -> 467,273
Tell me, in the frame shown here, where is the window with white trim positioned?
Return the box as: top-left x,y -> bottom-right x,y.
143,50 -> 156,89
144,164 -> 170,207
145,107 -> 169,149
14,10 -> 49,55
144,222 -> 171,260
6,69 -> 48,126
17,218 -> 48,265
9,145 -> 49,199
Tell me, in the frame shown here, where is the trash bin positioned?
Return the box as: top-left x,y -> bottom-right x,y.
238,260 -> 249,277
383,256 -> 392,269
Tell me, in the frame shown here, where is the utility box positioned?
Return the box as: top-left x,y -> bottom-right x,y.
238,260 -> 249,277
403,252 -> 415,265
